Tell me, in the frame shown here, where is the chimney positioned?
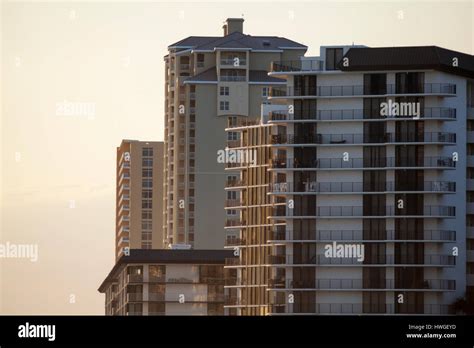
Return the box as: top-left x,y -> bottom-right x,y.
222,18 -> 244,36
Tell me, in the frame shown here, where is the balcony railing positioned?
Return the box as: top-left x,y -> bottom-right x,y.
127,274 -> 143,283
220,58 -> 247,66
220,75 -> 246,82
269,156 -> 455,169
269,278 -> 455,290
225,199 -> 244,208
268,229 -> 456,242
270,132 -> 456,145
225,238 -> 246,247
271,205 -> 455,217
269,181 -> 456,193
269,107 -> 457,122
226,179 -> 246,188
271,303 -> 455,315
127,293 -> 143,302
148,293 -> 165,302
269,84 -> 456,98
269,254 -> 456,266
271,59 -> 323,72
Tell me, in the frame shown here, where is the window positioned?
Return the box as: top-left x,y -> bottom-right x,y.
227,175 -> 237,182
142,200 -> 152,209
143,147 -> 153,157
142,179 -> 153,188
197,54 -> 205,67
220,86 -> 229,96
227,131 -> 238,141
262,87 -> 270,97
142,190 -> 153,199
142,222 -> 152,230
326,48 -> 343,71
228,116 -> 237,127
220,101 -> 229,111
227,191 -> 237,200
142,211 -> 152,219
142,158 -> 153,167
142,169 -> 153,177
141,241 -> 152,249
226,209 -> 237,216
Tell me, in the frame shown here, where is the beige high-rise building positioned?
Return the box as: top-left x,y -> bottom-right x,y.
162,18 -> 307,249
116,140 -> 164,260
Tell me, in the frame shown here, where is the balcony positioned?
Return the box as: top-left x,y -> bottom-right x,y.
467,227 -> 474,239
148,275 -> 166,283
226,179 -> 246,188
127,293 -> 143,302
268,254 -> 456,266
127,274 -> 143,283
269,83 -> 456,98
269,156 -> 455,170
118,214 -> 129,225
225,199 -> 244,208
271,303 -> 455,315
220,58 -> 247,66
220,75 -> 246,82
289,229 -> 456,242
119,173 -> 130,185
269,181 -> 456,194
148,293 -> 165,301
118,204 -> 130,215
468,156 -> 474,167
271,205 -> 455,218
227,117 -> 260,129
180,63 -> 190,70
224,238 -> 246,247
225,219 -> 246,229
269,278 -> 455,291
270,132 -> 456,146
118,194 -> 130,205
118,225 -> 130,235
468,179 -> 474,191
467,250 -> 474,262
118,183 -> 130,196
271,59 -> 323,72
468,107 -> 474,119
268,107 -> 456,123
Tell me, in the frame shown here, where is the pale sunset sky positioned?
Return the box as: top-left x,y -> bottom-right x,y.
1,0 -> 473,314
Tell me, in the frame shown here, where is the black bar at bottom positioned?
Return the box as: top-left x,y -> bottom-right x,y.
0,315 -> 473,346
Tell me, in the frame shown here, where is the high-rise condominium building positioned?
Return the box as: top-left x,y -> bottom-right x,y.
116,140 -> 164,260
224,45 -> 474,315
162,18 -> 307,249
99,249 -> 234,315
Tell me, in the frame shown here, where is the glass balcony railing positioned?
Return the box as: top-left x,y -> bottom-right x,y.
269,83 -> 456,97
269,181 -> 456,193
270,132 -> 456,145
267,278 -> 455,290
268,229 -> 456,242
268,254 -> 456,266
271,59 -> 324,72
268,107 -> 457,122
269,156 -> 455,169
271,205 -> 455,217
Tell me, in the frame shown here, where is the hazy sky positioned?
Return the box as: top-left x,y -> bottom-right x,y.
1,0 -> 473,314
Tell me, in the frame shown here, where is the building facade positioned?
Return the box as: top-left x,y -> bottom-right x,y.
162,18 -> 307,249
116,140 -> 164,260
225,45 -> 474,315
99,249 -> 234,315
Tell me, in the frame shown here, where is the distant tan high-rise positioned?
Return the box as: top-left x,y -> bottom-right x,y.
116,140 -> 164,260
162,18 -> 307,249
